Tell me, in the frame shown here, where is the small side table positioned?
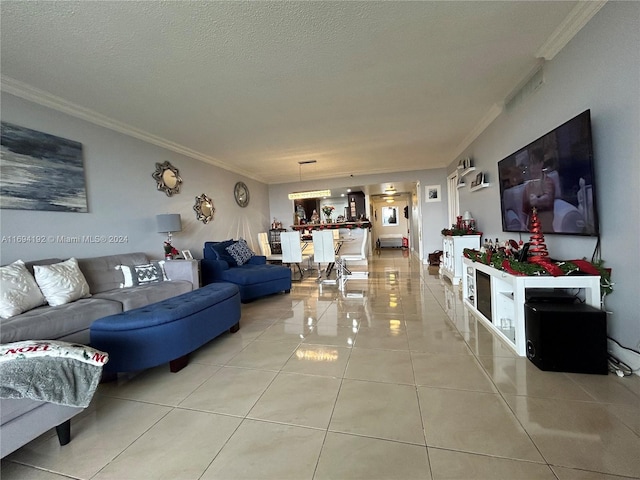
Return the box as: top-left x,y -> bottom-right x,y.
163,259 -> 201,288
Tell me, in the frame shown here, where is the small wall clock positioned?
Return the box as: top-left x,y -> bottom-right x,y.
234,182 -> 250,207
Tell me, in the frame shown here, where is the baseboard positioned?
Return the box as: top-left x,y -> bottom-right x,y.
607,339 -> 640,377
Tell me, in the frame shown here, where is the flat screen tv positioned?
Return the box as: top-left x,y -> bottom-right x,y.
497,110 -> 599,236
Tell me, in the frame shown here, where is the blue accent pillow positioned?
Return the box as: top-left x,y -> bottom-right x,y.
226,239 -> 255,266
209,240 -> 237,266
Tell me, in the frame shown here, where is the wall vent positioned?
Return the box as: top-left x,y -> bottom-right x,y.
505,64 -> 545,112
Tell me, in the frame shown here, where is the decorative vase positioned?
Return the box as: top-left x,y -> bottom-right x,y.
325,215 -> 332,223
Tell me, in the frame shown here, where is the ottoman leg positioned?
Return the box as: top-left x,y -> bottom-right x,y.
230,322 -> 240,333
169,354 -> 189,373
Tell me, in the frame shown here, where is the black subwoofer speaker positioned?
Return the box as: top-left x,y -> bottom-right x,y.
525,302 -> 608,375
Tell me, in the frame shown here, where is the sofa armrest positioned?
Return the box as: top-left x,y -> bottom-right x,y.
200,258 -> 229,286
163,260 -> 199,288
247,255 -> 266,265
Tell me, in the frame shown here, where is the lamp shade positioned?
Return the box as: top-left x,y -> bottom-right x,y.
156,214 -> 182,233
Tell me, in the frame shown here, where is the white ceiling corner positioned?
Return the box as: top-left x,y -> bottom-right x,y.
0,1 -> 599,184
535,0 -> 608,60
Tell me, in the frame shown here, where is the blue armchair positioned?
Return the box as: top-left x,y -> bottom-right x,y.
202,241 -> 292,302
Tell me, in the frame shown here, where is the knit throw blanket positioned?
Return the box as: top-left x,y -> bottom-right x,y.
0,341 -> 108,408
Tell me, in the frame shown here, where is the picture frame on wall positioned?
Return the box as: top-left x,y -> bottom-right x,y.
381,206 -> 398,226
474,172 -> 484,187
0,122 -> 88,212
425,185 -> 441,203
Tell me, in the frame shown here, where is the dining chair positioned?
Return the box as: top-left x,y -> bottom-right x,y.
312,230 -> 337,283
280,231 -> 311,280
338,227 -> 369,290
257,232 -> 282,263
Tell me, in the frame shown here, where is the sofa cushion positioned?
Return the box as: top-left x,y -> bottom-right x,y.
0,260 -> 46,319
0,298 -> 122,344
77,253 -> 150,294
117,261 -> 167,287
207,240 -> 237,266
33,258 -> 91,307
226,239 -> 255,266
92,280 -> 193,311
218,264 -> 291,286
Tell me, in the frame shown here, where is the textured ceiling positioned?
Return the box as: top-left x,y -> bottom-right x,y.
1,1 -> 588,184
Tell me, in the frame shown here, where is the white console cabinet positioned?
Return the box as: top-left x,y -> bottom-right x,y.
462,257 -> 601,356
442,235 -> 480,285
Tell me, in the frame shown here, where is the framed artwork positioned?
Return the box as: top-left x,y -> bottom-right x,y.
472,172 -> 484,187
181,250 -> 193,260
425,185 -> 441,203
0,122 -> 87,212
381,206 -> 398,226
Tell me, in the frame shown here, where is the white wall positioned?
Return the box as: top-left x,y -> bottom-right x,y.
0,93 -> 271,263
268,168 -> 448,260
371,197 -> 409,244
450,2 -> 640,347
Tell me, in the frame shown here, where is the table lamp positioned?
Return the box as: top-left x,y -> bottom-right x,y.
156,214 -> 182,244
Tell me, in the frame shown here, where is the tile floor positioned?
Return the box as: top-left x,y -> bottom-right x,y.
2,250 -> 639,479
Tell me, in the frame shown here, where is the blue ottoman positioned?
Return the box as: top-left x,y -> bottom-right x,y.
90,283 -> 241,374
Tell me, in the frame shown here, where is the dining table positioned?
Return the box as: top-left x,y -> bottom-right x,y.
301,236 -> 354,277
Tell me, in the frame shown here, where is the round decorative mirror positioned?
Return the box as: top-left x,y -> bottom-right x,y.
194,193 -> 215,224
152,161 -> 182,196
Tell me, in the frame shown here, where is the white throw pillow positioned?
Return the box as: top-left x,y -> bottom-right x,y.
33,258 -> 91,306
116,261 -> 167,288
0,260 -> 46,319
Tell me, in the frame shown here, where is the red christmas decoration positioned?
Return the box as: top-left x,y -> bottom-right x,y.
527,208 -> 565,276
528,208 -> 549,259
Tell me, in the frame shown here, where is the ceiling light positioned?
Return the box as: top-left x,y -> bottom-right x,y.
289,190 -> 331,200
289,160 -> 330,199
288,190 -> 332,200
386,199 -> 395,203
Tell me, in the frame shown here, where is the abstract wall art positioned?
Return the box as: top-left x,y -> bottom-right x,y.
0,122 -> 87,212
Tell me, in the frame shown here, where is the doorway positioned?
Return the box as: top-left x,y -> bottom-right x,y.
370,194 -> 410,250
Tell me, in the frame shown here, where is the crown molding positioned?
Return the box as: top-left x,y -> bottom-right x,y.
0,75 -> 264,183
452,103 -> 503,161
536,1 -> 607,60
448,1 -> 607,163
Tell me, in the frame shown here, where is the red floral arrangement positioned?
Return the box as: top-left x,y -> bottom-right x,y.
164,241 -> 179,257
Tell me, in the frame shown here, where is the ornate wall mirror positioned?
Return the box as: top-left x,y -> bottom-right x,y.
152,161 -> 182,196
194,193 -> 215,224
